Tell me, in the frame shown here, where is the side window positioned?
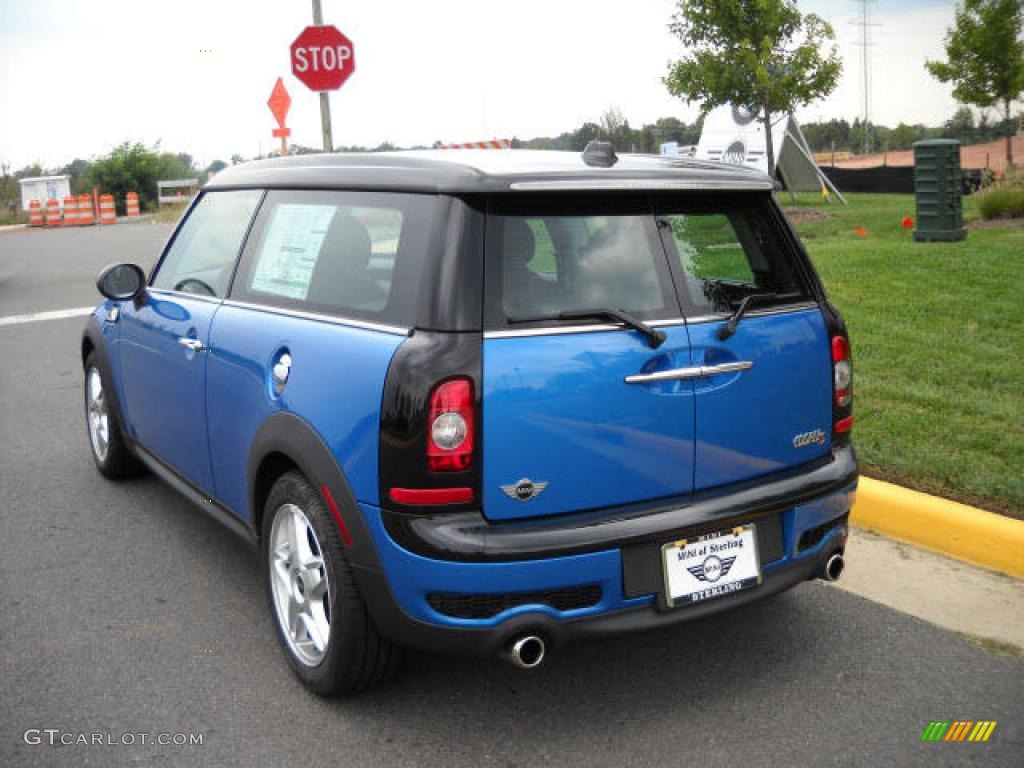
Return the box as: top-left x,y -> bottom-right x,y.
663,208 -> 809,313
231,190 -> 435,327
151,190 -> 262,298
247,204 -> 401,311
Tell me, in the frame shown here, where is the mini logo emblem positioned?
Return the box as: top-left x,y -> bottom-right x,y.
687,555 -> 737,583
792,429 -> 826,448
501,478 -> 548,502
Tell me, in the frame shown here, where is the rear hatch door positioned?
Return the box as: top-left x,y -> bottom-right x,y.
481,195 -> 695,521
653,194 -> 833,491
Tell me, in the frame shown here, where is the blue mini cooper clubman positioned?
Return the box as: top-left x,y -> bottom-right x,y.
82,144 -> 857,695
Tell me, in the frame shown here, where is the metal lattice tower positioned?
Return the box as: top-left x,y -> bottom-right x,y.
851,0 -> 880,154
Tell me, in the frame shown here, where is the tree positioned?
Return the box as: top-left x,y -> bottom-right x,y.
57,159 -> 92,193
665,0 -> 842,173
599,107 -> 631,147
572,122 -> 601,150
14,163 -> 44,179
944,106 -> 977,144
87,143 -> 184,213
926,0 -> 1024,166
207,159 -> 228,174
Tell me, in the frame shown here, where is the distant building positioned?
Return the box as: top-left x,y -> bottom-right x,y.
18,176 -> 71,211
659,142 -> 696,157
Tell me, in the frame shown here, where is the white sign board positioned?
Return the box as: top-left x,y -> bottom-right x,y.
696,106 -> 787,175
18,176 -> 71,211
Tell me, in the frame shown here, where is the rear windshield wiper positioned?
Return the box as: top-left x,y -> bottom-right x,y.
717,292 -> 802,340
509,308 -> 667,348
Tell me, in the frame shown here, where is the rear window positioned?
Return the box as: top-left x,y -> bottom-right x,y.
231,190 -> 436,328
657,202 -> 811,314
484,194 -> 812,328
484,197 -> 677,326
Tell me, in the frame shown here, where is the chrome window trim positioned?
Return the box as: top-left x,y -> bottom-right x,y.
482,303 -> 818,339
220,298 -> 410,336
147,288 -> 224,306
484,317 -> 685,340
682,301 -> 819,326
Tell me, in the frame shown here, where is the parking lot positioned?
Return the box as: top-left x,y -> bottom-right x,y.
1,222 -> 1021,767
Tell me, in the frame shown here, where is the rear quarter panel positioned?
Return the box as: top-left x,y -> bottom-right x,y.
206,305 -> 405,520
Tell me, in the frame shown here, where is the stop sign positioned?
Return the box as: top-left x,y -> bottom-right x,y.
290,25 -> 356,92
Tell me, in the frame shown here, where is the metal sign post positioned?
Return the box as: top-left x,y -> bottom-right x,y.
290,3 -> 355,154
312,0 -> 332,153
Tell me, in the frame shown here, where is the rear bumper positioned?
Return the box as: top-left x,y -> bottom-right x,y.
355,520 -> 848,657
355,447 -> 857,656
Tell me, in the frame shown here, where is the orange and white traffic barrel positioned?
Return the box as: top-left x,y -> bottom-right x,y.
98,194 -> 116,225
45,199 -> 61,227
63,196 -> 77,226
440,138 -> 512,149
28,200 -> 43,227
125,192 -> 140,217
77,193 -> 95,225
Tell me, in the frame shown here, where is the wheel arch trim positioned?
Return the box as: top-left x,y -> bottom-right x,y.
81,317 -> 130,438
247,412 -> 379,569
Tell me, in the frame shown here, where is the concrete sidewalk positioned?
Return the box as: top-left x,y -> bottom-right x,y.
830,528 -> 1024,652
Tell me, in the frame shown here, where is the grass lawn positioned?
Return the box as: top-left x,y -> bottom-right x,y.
151,202 -> 189,224
784,192 -> 1023,517
0,210 -> 28,226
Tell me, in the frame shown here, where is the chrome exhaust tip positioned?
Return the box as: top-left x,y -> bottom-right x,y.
506,635 -> 546,669
823,551 -> 845,582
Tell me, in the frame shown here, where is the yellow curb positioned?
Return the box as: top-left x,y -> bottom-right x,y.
851,477 -> 1024,579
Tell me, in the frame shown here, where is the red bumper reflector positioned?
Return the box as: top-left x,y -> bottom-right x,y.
320,484 -> 353,547
834,416 -> 853,433
389,487 -> 474,505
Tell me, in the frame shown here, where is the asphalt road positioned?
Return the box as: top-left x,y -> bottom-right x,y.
1,223 -> 1021,767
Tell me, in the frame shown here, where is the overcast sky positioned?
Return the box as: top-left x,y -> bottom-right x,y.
1,0 -> 962,170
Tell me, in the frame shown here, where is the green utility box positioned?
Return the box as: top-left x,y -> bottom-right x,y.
913,139 -> 966,242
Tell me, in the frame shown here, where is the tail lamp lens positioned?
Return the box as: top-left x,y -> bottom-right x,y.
431,412 -> 468,450
428,378 -> 474,472
831,336 -> 852,408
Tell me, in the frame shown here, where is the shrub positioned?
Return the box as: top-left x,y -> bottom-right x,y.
88,143 -> 196,214
976,169 -> 1024,219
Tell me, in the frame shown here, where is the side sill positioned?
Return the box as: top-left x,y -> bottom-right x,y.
131,443 -> 258,550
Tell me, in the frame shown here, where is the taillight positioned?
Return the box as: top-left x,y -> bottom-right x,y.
831,335 -> 853,437
832,336 -> 852,408
427,378 -> 474,472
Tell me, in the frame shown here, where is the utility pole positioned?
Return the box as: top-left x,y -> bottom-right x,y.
851,0 -> 879,155
312,0 -> 333,152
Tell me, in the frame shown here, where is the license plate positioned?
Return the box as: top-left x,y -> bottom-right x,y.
661,525 -> 762,608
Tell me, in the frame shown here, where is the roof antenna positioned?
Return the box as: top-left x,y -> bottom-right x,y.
582,140 -> 618,168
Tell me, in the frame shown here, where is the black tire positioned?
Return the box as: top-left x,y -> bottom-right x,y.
262,470 -> 401,695
83,351 -> 144,479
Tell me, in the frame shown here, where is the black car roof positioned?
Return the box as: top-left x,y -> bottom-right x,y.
205,149 -> 774,194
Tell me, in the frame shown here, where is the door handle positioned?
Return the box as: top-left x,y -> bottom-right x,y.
625,361 -> 753,384
178,337 -> 205,351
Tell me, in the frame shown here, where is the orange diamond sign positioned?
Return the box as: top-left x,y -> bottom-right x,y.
268,77 -> 291,138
